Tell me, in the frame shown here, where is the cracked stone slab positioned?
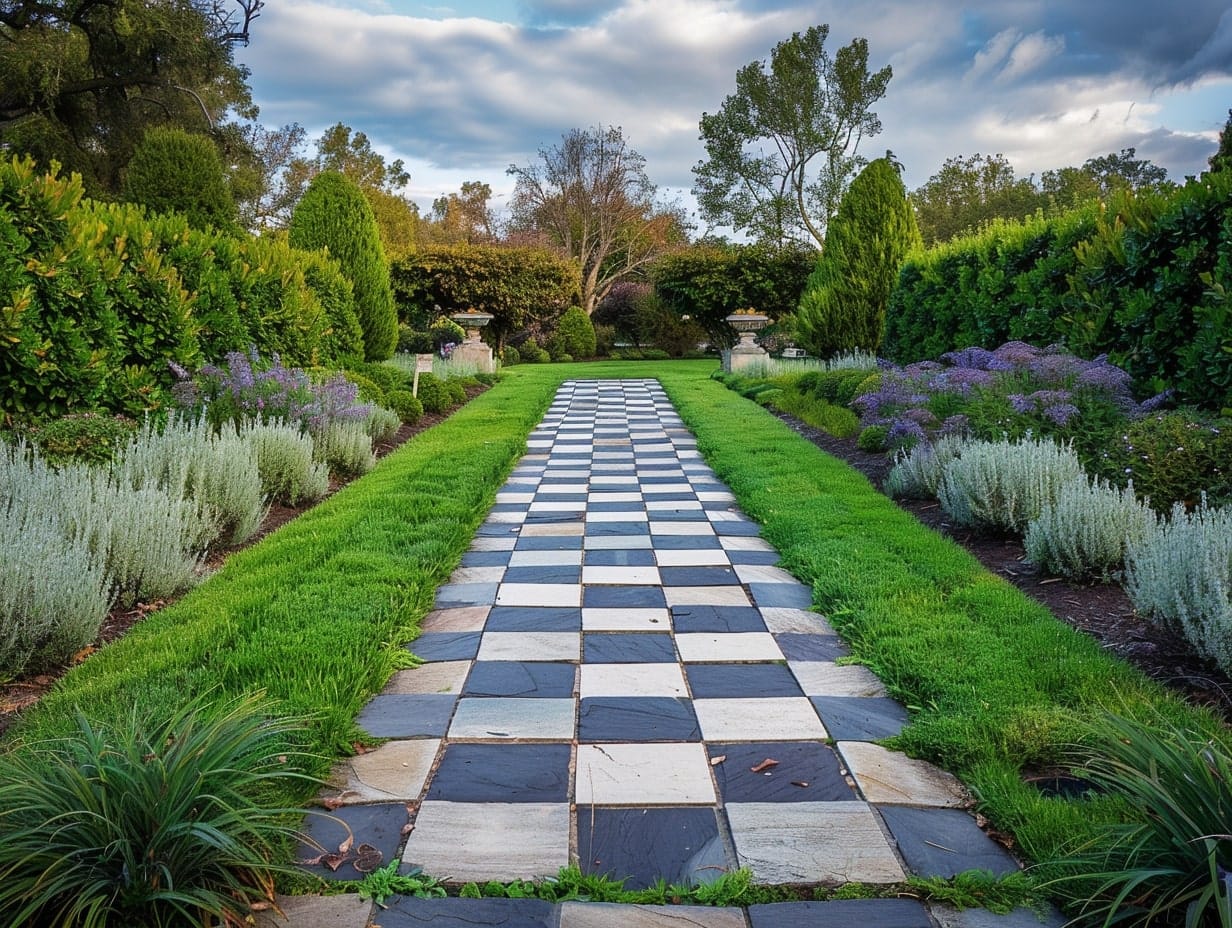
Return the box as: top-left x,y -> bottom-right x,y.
559,903 -> 747,927
838,742 -> 969,807
255,894 -> 373,928
324,739 -> 440,803
402,802 -> 570,883
725,802 -> 905,885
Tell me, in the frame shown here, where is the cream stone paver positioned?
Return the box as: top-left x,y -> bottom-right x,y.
559,904 -> 748,927
649,521 -> 716,536
478,632 -> 581,662
664,586 -> 752,607
675,633 -> 781,662
469,536 -> 517,551
653,549 -> 732,567
694,698 -> 827,741
576,743 -> 716,805
508,549 -> 584,567
718,537 -> 775,551
495,583 -> 582,607
725,802 -> 905,884
582,565 -> 662,585
759,608 -> 835,634
448,698 -> 575,740
382,661 -> 471,695
838,741 -> 970,807
420,606 -> 491,632
403,803 -> 569,882
255,894 -> 372,928
520,523 -> 586,536
732,565 -> 798,585
790,662 -> 887,697
580,663 -> 688,698
325,739 -> 440,803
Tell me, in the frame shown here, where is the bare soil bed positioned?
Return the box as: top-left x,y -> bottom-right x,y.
772,411 -> 1232,721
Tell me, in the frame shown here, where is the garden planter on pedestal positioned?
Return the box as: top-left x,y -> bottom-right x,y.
722,310 -> 769,373
449,310 -> 496,373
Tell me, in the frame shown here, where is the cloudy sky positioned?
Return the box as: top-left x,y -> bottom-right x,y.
237,0 -> 1232,232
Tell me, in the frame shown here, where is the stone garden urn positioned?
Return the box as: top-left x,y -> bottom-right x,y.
722,309 -> 770,373
449,309 -> 496,373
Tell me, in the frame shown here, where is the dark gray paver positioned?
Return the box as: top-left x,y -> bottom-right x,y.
378,897 -> 560,927
878,806 -> 1020,878
747,899 -> 932,927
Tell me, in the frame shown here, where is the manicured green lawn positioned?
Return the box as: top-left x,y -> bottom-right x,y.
5,358 -> 1225,884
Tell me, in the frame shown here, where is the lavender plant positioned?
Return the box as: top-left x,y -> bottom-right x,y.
238,420 -> 330,506
313,419 -> 375,477
1024,477 -> 1158,581
884,434 -> 969,499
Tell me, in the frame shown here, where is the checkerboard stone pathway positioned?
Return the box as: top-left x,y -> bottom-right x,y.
273,380 -> 1052,928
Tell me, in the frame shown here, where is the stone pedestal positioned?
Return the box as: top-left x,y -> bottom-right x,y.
450,311 -> 496,374
721,312 -> 770,373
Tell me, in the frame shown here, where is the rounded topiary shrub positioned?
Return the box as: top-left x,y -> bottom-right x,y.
123,127 -> 235,231
289,171 -> 397,361
555,306 -> 597,358
342,372 -> 384,404
501,345 -> 521,365
857,425 -> 889,453
445,380 -> 466,405
385,389 -> 423,425
416,373 -> 450,414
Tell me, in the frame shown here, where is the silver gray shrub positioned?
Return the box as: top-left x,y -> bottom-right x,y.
1125,501 -> 1232,675
937,436 -> 1085,533
313,419 -> 375,476
884,434 -> 968,499
365,406 -> 401,446
239,420 -> 330,506
1025,477 -> 1158,580
116,414 -> 266,545
0,446 -> 112,676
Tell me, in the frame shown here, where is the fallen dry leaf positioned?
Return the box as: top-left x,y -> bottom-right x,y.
249,901 -> 273,912
321,796 -> 346,811
750,758 -> 779,773
338,834 -> 354,856
791,781 -> 809,788
322,853 -> 347,872
353,843 -> 383,873
710,754 -> 727,766
71,646 -> 95,664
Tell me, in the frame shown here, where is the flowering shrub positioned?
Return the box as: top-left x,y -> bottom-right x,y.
171,348 -> 372,437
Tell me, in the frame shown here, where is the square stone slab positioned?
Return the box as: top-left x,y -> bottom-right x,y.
649,534 -> 723,550
694,698 -> 826,742
478,632 -> 581,662
675,633 -> 782,662
583,633 -> 676,664
583,585 -> 667,608
486,606 -> 582,632
420,606 -> 490,632
653,549 -> 732,567
516,535 -> 585,551
434,582 -> 499,607
578,807 -> 731,890
776,635 -> 849,662
810,697 -> 909,741
878,806 -> 1020,878
356,694 -> 456,738
578,697 -> 700,742
580,663 -> 688,698
297,802 -> 409,882
747,583 -> 812,608
746,899 -> 932,927
733,564 -> 797,584
725,801 -> 905,884
559,902 -> 747,927
790,663 -> 887,697
753,603 -> 832,635
583,565 -> 662,585
408,632 -> 482,663
470,537 -> 518,552
585,534 -> 654,550
460,550 -> 513,567
649,521 -> 715,536
383,661 -> 470,695
837,742 -> 969,807
685,663 -> 803,699
658,566 -> 740,587
718,536 -> 774,551
449,697 -> 575,740
585,548 -> 657,567
582,608 -> 672,631
712,521 -> 762,537
670,605 -> 766,634
505,565 -> 583,585
325,739 -> 440,804
509,549 -> 584,567
709,742 -> 855,804
576,743 -> 716,805
497,583 -> 583,607
402,802 -> 569,883
448,565 -> 506,584
255,893 -> 373,928
726,550 -> 782,566
464,661 -> 577,698
664,586 -> 751,607
521,523 -> 586,537
427,743 -> 571,802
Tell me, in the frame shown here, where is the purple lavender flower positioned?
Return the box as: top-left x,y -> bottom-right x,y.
1041,403 -> 1080,427
1138,389 -> 1175,414
941,346 -> 999,370
887,418 -> 927,447
1008,394 -> 1034,414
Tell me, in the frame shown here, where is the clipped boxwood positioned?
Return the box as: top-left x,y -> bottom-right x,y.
384,390 -> 423,425
416,373 -> 451,414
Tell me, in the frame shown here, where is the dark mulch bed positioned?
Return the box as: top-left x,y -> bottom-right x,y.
771,411 -> 1232,721
0,387 -> 488,736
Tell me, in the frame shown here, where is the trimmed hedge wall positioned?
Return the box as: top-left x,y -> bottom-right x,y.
884,172 -> 1232,410
0,157 -> 360,418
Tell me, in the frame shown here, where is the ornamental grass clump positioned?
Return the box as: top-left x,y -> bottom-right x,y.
937,436 -> 1084,533
1046,712 -> 1232,928
1124,501 -> 1232,676
238,420 -> 330,506
1025,477 -> 1159,581
116,414 -> 266,545
884,433 -> 968,499
0,694 -> 321,928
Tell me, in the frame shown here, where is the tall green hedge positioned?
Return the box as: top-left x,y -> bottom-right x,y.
0,157 -> 339,418
884,172 -> 1232,410
289,171 -> 397,362
122,127 -> 236,232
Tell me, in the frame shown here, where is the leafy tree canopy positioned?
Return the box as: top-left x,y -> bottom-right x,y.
0,1 -> 261,193
508,125 -> 687,315
692,24 -> 892,249
910,153 -> 1041,247
1209,109 -> 1232,173
423,181 -> 497,244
